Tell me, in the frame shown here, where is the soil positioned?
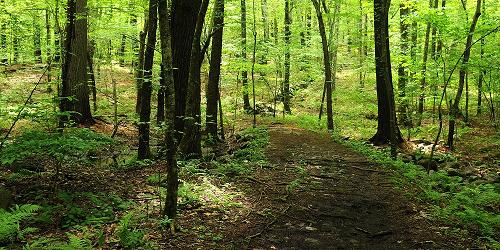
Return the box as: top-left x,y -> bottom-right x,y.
212,125 -> 471,249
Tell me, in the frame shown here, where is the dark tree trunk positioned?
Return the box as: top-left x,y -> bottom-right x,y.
157,63 -> 166,124
241,0 -> 252,111
447,0 -> 481,149
60,0 -> 93,126
172,0 -> 202,140
119,34 -> 126,67
54,0 -> 61,64
178,0 -> 210,158
371,0 -> 403,148
135,10 -> 149,115
477,0 -> 484,115
46,9 -> 52,84
283,0 -> 291,114
88,41 -> 97,112
417,0 -> 435,125
138,0 -> 158,160
206,0 -> 225,140
398,0 -> 410,126
0,0 -> 6,65
312,0 -> 333,130
158,0 -> 179,222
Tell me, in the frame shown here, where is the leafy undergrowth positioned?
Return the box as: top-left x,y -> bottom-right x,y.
335,138 -> 500,249
0,126 -> 270,249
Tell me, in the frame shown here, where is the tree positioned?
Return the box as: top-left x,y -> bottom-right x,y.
447,0 -> 482,150
283,0 -> 291,114
312,0 -> 333,130
137,0 -> 158,160
398,0 -> 411,126
158,0 -> 179,222
241,0 -> 252,112
172,0 -> 202,140
178,0 -> 210,158
371,0 -> 404,151
60,0 -> 93,126
206,0 -> 225,140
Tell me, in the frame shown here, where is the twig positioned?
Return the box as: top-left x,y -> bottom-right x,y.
248,205 -> 291,239
351,166 -> 384,173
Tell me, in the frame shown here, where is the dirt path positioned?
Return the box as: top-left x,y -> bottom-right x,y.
240,125 -> 467,250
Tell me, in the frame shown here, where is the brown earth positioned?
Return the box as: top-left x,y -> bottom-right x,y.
218,125 -> 471,250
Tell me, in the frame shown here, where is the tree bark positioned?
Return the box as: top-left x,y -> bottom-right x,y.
60,0 -> 93,126
241,0 -> 252,111
172,0 -> 202,139
283,0 -> 292,114
417,0 -> 434,126
398,0 -> 410,126
206,0 -> 225,140
447,0 -> 481,149
178,0 -> 210,158
135,10 -> 149,115
312,0 -> 333,130
138,0 -> 158,160
371,0 -> 403,149
158,0 -> 179,222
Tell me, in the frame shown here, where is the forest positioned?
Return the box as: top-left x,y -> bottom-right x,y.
0,0 -> 499,248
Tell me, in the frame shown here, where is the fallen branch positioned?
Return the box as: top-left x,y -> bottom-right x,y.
351,166 -> 385,173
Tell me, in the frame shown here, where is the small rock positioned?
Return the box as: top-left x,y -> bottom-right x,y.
305,226 -> 317,231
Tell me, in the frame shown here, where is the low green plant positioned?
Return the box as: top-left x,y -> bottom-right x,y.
24,233 -> 93,250
116,212 -> 145,249
0,204 -> 40,244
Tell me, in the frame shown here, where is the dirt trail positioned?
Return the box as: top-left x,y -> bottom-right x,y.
242,125 -> 467,250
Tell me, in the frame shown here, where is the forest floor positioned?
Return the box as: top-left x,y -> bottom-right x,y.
161,124 -> 472,249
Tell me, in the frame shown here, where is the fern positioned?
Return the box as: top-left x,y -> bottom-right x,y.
0,204 -> 40,244
23,234 -> 93,250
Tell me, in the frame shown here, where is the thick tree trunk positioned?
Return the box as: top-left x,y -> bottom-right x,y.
447,0 -> 481,149
312,0 -> 333,130
283,0 -> 291,114
178,0 -> 210,158
138,0 -> 158,160
60,0 -> 93,126
371,0 -> 403,148
206,0 -> 225,140
241,0 -> 252,111
88,41 -> 97,112
158,0 -> 178,222
172,0 -> 202,140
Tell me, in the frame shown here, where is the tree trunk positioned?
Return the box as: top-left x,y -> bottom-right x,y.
119,34 -> 126,67
206,0 -> 225,140
172,0 -> 202,140
371,0 -> 403,149
54,0 -> 61,64
60,0 -> 93,126
241,0 -> 252,111
417,0 -> 434,126
157,63 -> 166,124
34,14 -> 42,64
138,0 -> 158,160
135,10 -> 149,115
283,0 -> 292,114
0,0 -> 6,65
88,41 -> 97,112
158,0 -> 179,222
447,0 -> 481,149
178,0 -> 210,158
398,0 -> 410,126
46,9 -> 52,84
312,0 -> 333,130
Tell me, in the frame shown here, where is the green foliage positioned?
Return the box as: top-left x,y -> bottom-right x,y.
115,212 -> 145,249
54,192 -> 134,229
0,204 -> 40,244
0,128 -> 114,166
24,233 -> 93,250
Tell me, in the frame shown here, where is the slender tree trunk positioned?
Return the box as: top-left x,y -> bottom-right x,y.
261,0 -> 269,42
417,0 -> 434,126
398,0 -> 410,126
178,0 -> 210,158
60,0 -> 93,126
358,0 -> 364,88
477,0 -> 485,115
88,41 -> 97,112
206,0 -> 225,140
252,0 -> 257,127
158,0 -> 179,223
157,63 -> 166,124
241,0 -> 252,111
447,0 -> 481,149
0,0 -> 6,65
138,0 -> 158,160
54,0 -> 61,64
46,9 -> 52,85
119,35 -> 126,67
312,0 -> 333,130
283,0 -> 292,114
135,10 -> 149,115
371,0 -> 403,149
172,0 -> 202,140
